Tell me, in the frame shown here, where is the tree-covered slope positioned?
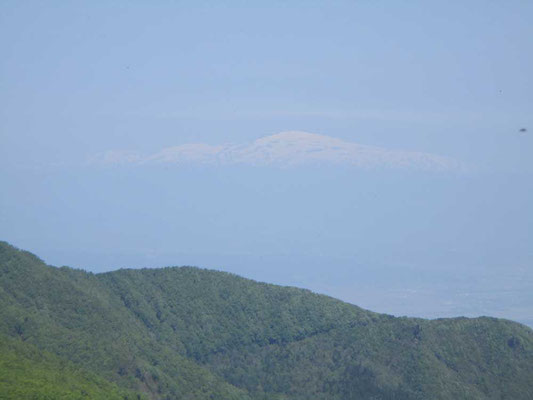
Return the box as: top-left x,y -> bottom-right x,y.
0,242 -> 250,400
98,266 -> 375,360
0,333 -> 143,400
1,241 -> 532,399
99,266 -> 533,400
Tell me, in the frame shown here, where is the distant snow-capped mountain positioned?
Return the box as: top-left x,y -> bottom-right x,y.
91,131 -> 461,171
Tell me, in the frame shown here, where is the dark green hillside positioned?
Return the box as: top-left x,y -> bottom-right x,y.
99,266 -> 376,360
99,266 -> 533,400
0,242 -> 251,400
1,241 -> 532,399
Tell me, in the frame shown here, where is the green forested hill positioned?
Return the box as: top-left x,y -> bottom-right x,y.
0,242 -> 249,400
1,241 -> 532,399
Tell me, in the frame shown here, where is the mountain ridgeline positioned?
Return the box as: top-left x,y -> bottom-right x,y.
0,242 -> 532,399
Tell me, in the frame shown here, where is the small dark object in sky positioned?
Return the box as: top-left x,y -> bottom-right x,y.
519,128 -> 527,133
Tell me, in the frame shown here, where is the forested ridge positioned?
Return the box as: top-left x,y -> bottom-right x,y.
1,241 -> 532,399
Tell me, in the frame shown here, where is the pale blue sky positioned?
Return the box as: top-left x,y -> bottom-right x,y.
1,1 -> 532,169
1,1 -> 532,325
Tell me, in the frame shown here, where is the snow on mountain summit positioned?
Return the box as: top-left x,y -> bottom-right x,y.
92,131 -> 461,171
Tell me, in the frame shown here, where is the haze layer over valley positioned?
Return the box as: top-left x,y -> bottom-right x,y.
3,150 -> 532,327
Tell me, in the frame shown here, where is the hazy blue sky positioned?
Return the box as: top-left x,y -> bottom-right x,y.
1,1 -> 532,325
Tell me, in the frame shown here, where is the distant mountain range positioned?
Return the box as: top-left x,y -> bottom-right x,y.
1,241 -> 532,399
91,131 -> 462,171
